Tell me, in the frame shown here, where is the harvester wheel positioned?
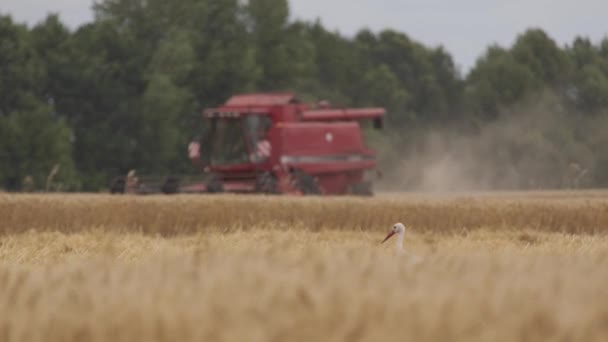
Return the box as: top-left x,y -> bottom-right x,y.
350,181 -> 373,196
206,174 -> 224,193
292,169 -> 321,195
255,172 -> 278,194
109,177 -> 126,194
162,177 -> 180,194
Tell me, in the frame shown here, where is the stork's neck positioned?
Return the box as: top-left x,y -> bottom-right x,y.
395,231 -> 405,251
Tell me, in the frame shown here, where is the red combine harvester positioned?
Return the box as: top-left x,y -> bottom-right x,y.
111,92 -> 385,195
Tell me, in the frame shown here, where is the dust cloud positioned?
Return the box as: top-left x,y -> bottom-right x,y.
376,94 -> 602,192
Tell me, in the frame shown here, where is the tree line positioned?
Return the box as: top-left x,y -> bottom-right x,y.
1,0 -> 608,191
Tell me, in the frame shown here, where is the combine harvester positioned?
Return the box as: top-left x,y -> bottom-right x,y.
110,92 -> 385,196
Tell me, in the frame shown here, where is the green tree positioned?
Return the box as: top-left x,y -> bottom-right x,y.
574,64 -> 608,112
308,21 -> 358,97
57,21 -> 144,189
29,14 -> 72,103
354,29 -> 462,126
0,98 -> 76,190
467,46 -> 542,120
245,0 -> 291,90
511,29 -> 570,85
0,16 -> 44,116
565,37 -> 608,114
354,64 -> 410,126
187,0 -> 259,103
138,29 -> 197,173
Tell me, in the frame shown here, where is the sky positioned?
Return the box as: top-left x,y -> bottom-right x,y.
2,0 -> 607,73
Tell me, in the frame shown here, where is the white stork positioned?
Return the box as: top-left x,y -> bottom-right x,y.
381,222 -> 423,263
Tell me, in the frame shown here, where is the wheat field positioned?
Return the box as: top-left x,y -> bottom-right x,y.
1,192 -> 608,341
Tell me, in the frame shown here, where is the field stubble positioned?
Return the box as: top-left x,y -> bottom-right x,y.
1,192 -> 608,341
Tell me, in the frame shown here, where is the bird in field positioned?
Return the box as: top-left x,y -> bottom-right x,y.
381,222 -> 406,253
381,222 -> 423,263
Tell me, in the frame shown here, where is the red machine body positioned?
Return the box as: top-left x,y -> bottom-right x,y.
110,92 -> 385,196
184,92 -> 385,195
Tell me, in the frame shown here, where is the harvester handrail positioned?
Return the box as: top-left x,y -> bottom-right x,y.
300,108 -> 385,121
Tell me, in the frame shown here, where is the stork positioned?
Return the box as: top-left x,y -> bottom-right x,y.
381,222 -> 406,253
381,222 -> 423,263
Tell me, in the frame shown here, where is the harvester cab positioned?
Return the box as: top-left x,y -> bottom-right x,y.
195,111 -> 273,167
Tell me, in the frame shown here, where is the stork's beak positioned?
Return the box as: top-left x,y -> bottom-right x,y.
381,230 -> 395,244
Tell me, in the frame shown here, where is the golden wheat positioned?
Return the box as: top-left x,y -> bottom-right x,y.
2,192 -> 608,235
1,192 -> 608,341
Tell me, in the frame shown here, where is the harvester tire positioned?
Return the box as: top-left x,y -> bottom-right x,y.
206,174 -> 224,193
162,177 -> 180,194
293,170 -> 321,195
255,172 -> 278,194
110,177 -> 126,194
351,181 -> 373,196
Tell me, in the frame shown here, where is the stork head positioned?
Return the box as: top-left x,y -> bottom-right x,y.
381,222 -> 406,243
